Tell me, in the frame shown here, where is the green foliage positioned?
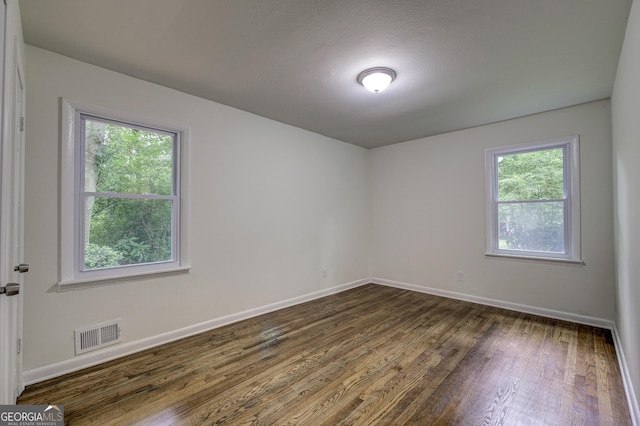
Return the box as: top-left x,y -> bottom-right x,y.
115,237 -> 151,265
498,203 -> 564,253
89,122 -> 173,195
497,147 -> 565,253
498,148 -> 564,201
83,119 -> 174,269
84,243 -> 123,269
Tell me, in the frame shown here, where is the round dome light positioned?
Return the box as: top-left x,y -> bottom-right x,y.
357,67 -> 396,93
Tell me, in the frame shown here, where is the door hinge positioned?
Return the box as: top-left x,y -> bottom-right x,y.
19,117 -> 24,132
17,338 -> 21,354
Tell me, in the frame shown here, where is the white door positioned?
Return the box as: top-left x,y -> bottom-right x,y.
0,1 -> 26,404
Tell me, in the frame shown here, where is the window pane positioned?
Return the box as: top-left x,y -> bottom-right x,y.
497,148 -> 564,201
498,201 -> 565,253
84,119 -> 174,196
83,196 -> 173,270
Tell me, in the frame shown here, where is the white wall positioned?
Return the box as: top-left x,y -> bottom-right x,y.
23,46 -> 370,372
371,100 -> 615,320
612,0 -> 640,418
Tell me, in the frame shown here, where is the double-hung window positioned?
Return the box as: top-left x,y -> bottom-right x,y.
485,136 -> 581,263
60,99 -> 189,287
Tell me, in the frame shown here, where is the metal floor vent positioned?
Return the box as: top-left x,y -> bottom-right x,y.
74,319 -> 122,355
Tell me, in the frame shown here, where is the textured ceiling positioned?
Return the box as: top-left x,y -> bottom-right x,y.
20,0 -> 632,148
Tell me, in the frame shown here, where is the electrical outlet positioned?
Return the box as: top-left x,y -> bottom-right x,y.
322,267 -> 328,278
456,271 -> 464,282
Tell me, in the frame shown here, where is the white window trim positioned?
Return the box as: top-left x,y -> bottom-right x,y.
59,98 -> 190,290
484,135 -> 582,264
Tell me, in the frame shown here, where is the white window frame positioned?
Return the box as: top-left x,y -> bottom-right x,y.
59,98 -> 190,289
484,135 -> 581,264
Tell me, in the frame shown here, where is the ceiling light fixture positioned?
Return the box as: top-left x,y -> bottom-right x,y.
357,67 -> 396,93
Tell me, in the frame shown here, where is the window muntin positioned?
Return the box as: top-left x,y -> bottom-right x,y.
485,136 -> 580,262
79,115 -> 179,273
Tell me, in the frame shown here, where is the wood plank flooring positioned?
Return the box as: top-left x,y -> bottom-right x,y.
18,284 -> 632,425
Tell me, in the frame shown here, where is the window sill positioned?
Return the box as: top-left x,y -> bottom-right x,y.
485,252 -> 584,266
57,266 -> 191,292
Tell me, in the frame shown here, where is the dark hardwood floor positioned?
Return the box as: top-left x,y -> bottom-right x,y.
18,284 -> 632,425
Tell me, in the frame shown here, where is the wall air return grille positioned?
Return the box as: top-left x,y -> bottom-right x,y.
74,319 -> 122,355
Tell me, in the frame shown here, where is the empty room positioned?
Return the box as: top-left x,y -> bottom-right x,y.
1,0 -> 639,424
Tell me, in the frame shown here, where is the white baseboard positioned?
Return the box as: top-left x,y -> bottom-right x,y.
371,278 -> 614,329
371,277 -> 638,425
611,324 -> 640,426
23,278 -> 370,386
